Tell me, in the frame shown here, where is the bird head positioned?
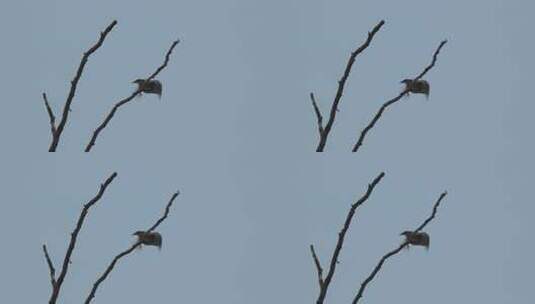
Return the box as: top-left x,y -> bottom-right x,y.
132,79 -> 145,85
400,230 -> 412,236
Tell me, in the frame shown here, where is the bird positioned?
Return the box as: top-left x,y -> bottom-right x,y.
400,79 -> 430,99
133,231 -> 163,249
400,231 -> 430,249
132,79 -> 163,99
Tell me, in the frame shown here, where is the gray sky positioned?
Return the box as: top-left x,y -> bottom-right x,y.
0,0 -> 532,303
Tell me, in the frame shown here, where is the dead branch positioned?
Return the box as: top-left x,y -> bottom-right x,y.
313,172 -> 385,304
84,39 -> 180,152
351,40 -> 448,153
46,172 -> 117,304
42,245 -> 56,288
351,191 -> 448,304
43,93 -> 56,135
310,93 -> 324,136
310,245 -> 324,288
84,190 -> 180,304
313,20 -> 385,152
46,20 -> 117,152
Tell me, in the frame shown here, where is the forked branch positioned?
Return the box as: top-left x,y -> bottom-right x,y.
84,39 -> 180,152
351,40 -> 448,153
46,172 -> 117,304
314,20 -> 385,152
313,172 -> 385,304
351,191 -> 448,304
42,245 -> 56,288
46,20 -> 117,152
84,190 -> 180,304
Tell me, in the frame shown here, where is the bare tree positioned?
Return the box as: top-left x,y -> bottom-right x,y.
310,181 -> 447,304
42,20 -> 180,152
42,173 -> 180,303
310,21 -> 447,152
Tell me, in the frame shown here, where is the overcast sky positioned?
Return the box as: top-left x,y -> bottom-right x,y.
0,0 -> 533,303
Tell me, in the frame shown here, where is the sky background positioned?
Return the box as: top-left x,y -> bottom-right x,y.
0,0 -> 533,303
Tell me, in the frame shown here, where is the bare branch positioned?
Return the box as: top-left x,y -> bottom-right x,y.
84,190 -> 180,304
352,40 -> 448,153
84,39 -> 180,152
47,172 -> 117,304
315,172 -> 385,304
147,190 -> 180,232
43,93 -> 56,134
310,93 -> 324,135
42,244 -> 56,287
351,191 -> 448,304
315,20 -> 385,152
310,244 -> 324,288
47,20 -> 117,152
414,191 -> 447,232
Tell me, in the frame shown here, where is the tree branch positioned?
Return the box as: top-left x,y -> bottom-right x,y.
310,244 -> 324,288
310,93 -> 324,136
47,20 -> 117,152
43,93 -> 56,135
47,172 -> 117,304
84,39 -> 180,152
351,191 -> 448,304
314,172 -> 385,304
315,20 -> 385,152
84,190 -> 180,304
147,191 -> 180,232
351,40 -> 448,153
42,244 -> 56,288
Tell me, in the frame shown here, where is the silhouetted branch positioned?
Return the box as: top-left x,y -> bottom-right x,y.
47,172 -> 118,304
310,93 -> 324,136
310,244 -> 324,288
84,39 -> 180,152
46,20 -> 117,152
314,20 -> 385,152
147,191 -> 180,232
351,191 -> 448,304
43,93 -> 56,135
42,244 -> 56,288
84,190 -> 180,304
351,40 -> 448,153
314,172 -> 385,304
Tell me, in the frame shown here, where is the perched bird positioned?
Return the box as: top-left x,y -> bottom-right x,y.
401,79 -> 430,99
133,231 -> 163,249
132,79 -> 163,99
400,231 -> 430,249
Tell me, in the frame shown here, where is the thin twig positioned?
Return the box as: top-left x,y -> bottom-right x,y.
84,190 -> 180,304
47,20 -> 117,152
315,20 -> 385,152
42,245 -> 56,288
351,191 -> 448,304
310,93 -> 324,136
351,40 -> 448,153
47,172 -> 117,304
147,191 -> 180,232
84,39 -> 180,152
310,244 -> 324,288
43,93 -> 56,134
315,172 -> 385,304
